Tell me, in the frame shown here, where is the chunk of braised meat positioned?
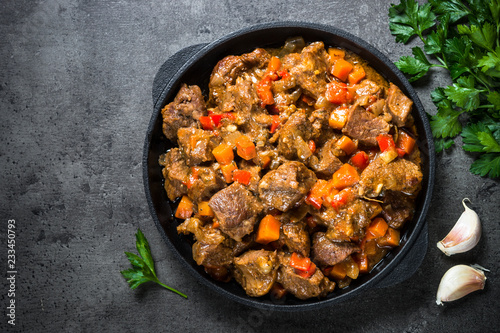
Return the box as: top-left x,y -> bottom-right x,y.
187,166 -> 225,204
311,232 -> 360,266
382,190 -> 416,229
209,48 -> 270,105
219,77 -> 260,119
308,108 -> 336,146
342,105 -> 390,146
161,84 -> 206,141
281,222 -> 310,257
159,148 -> 189,201
258,161 -> 317,212
311,198 -> 380,240
359,157 -> 423,197
277,110 -> 312,161
208,182 -> 262,241
277,252 -> 335,300
282,42 -> 330,99
233,250 -> 278,297
177,127 -> 219,165
177,217 -> 233,269
311,138 -> 343,178
386,83 -> 413,127
353,79 -> 385,102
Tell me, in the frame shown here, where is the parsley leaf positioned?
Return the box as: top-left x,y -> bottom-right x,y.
434,137 -> 455,152
430,98 -> 463,138
457,22 -> 497,52
429,0 -> 469,23
462,121 -> 500,152
121,229 -> 187,298
395,47 -> 433,81
444,76 -> 484,111
469,153 -> 500,177
478,46 -> 500,78
389,0 -> 436,43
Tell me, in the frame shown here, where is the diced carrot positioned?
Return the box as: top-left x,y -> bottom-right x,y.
212,143 -> 234,165
350,151 -> 370,170
328,48 -> 345,59
197,201 -> 214,217
268,56 -> 281,72
376,134 -> 396,152
235,135 -> 257,160
348,66 -> 366,85
366,217 -> 389,240
323,187 -> 340,207
290,252 -> 312,271
184,166 -> 199,189
330,187 -> 354,211
396,130 -> 416,156
363,239 -> 378,256
258,152 -> 272,169
255,215 -> 281,244
328,106 -> 349,129
221,162 -> 237,183
308,140 -> 317,154
378,227 -> 401,247
198,201 -> 214,217
212,219 -> 220,228
326,81 -> 350,104
329,263 -> 347,280
270,115 -> 280,133
175,196 -> 194,219
296,262 -> 317,279
336,135 -> 357,155
332,59 -> 353,82
305,179 -> 331,209
356,254 -> 370,274
232,169 -> 252,185
331,164 -> 360,190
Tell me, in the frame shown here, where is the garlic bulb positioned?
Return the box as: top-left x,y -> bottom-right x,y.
436,265 -> 487,305
437,198 -> 481,256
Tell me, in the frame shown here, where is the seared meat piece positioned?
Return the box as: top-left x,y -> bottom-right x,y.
209,48 -> 270,105
282,42 -> 329,98
161,84 -> 206,141
311,232 -> 360,266
309,108 -> 335,146
177,217 -> 225,245
343,105 -> 390,146
159,148 -> 189,201
187,166 -> 225,204
386,83 -> 413,127
220,77 -> 260,119
360,157 -> 423,197
277,253 -> 335,300
177,127 -> 218,165
208,183 -> 262,241
382,190 -> 416,229
312,138 -> 343,178
258,161 -> 317,212
192,241 -> 233,267
311,198 -> 379,240
282,222 -> 310,257
277,110 -> 312,161
238,160 -> 261,194
354,79 -> 385,101
233,250 -> 278,297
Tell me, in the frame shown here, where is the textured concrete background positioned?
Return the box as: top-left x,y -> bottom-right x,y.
0,0 -> 498,332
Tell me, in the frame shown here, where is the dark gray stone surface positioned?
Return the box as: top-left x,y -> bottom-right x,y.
0,0 -> 498,332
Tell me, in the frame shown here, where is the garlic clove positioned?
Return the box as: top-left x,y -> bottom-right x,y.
436,264 -> 487,305
437,198 -> 481,256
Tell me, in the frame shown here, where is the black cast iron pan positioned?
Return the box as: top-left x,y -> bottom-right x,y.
144,21 -> 435,311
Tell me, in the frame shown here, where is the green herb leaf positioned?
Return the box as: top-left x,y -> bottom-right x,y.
488,91 -> 500,111
430,99 -> 463,138
121,229 -> 187,298
458,23 -> 497,52
389,0 -> 436,43
478,46 -> 500,78
444,76 -> 483,111
462,122 -> 500,153
434,137 -> 455,152
395,47 -> 433,81
469,153 -> 500,177
429,0 -> 469,23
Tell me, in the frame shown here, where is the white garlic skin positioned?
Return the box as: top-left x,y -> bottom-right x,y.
437,198 -> 481,256
436,265 -> 487,305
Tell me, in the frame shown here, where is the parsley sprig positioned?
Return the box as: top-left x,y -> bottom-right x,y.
389,0 -> 500,178
121,229 -> 187,298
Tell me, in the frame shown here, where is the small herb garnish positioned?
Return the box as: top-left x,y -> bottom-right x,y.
121,229 -> 187,298
388,0 -> 500,178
